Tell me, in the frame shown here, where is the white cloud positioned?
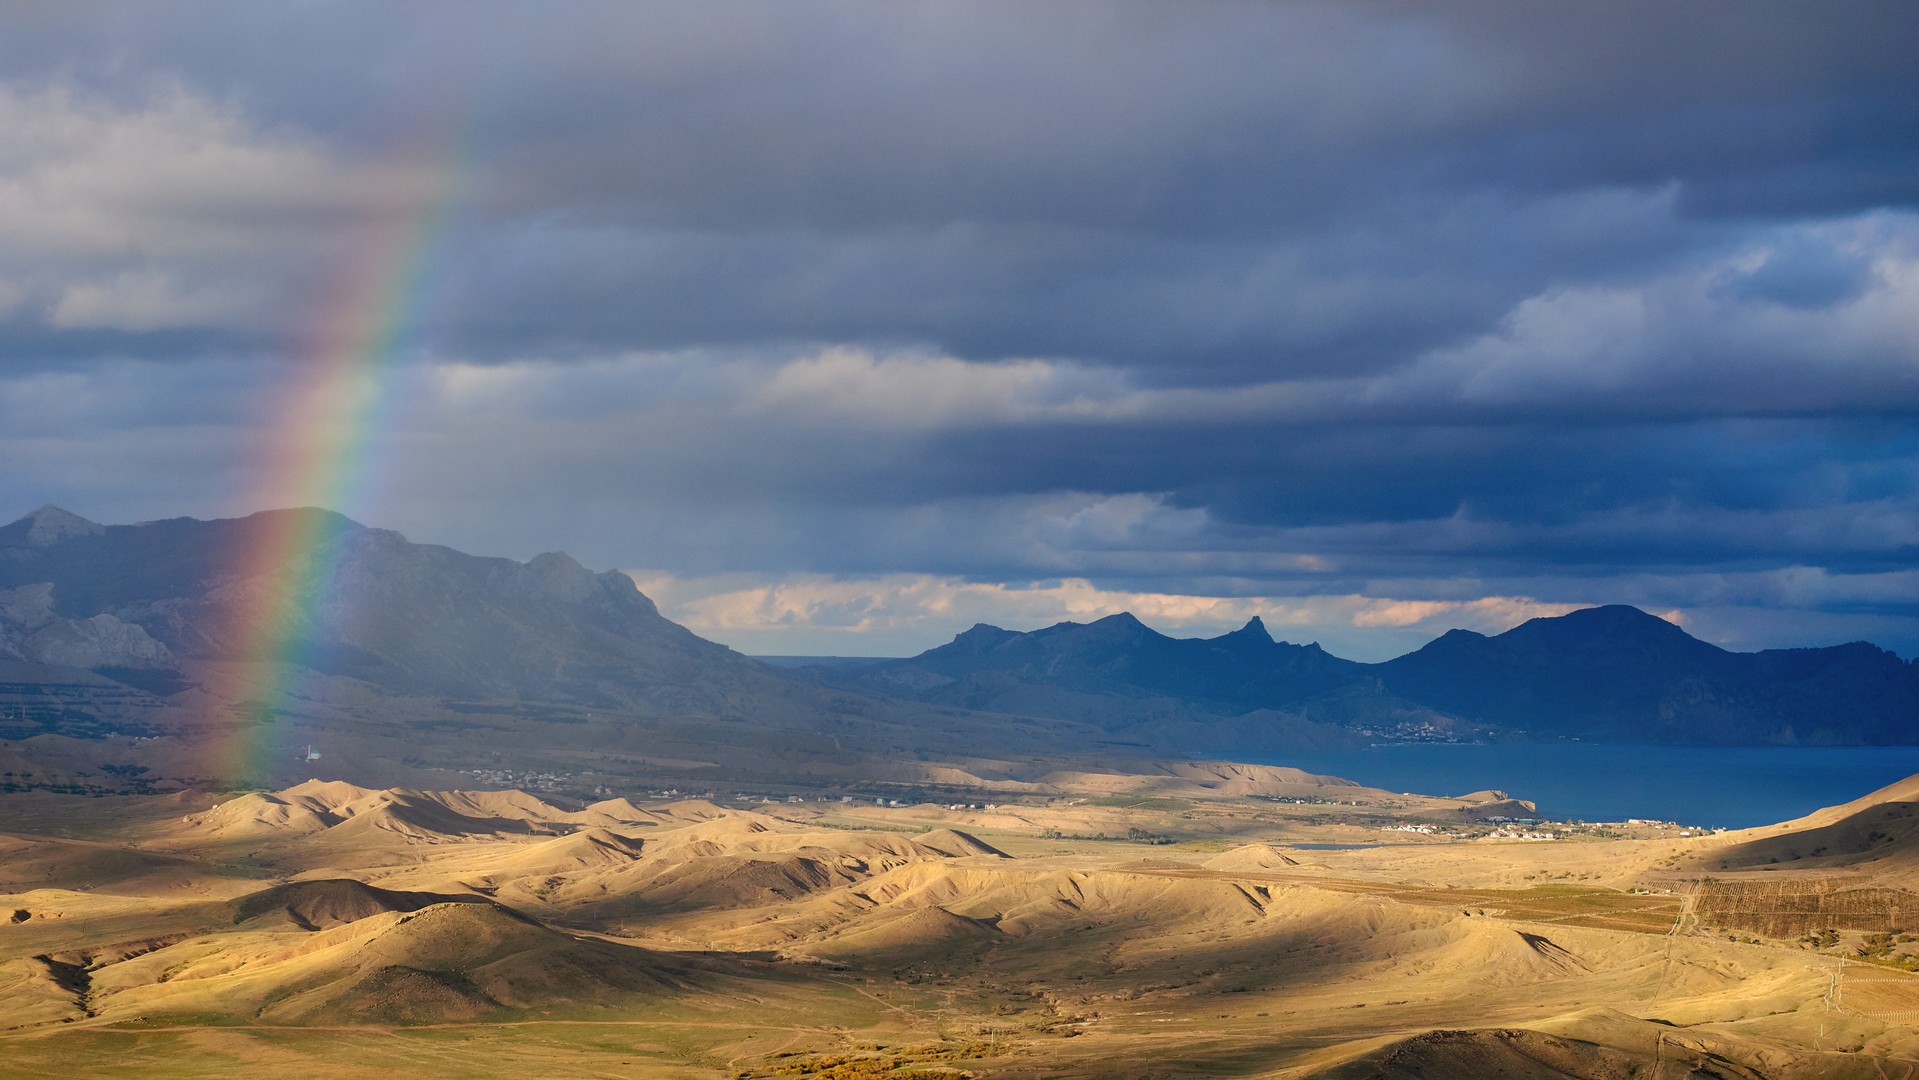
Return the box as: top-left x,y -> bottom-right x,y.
0,81 -> 431,330
49,269 -> 258,330
0,83 -> 357,253
624,570 -> 1599,660
745,347 -> 1102,428
1381,213 -> 1919,413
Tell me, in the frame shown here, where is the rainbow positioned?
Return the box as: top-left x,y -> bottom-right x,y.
213,142 -> 467,786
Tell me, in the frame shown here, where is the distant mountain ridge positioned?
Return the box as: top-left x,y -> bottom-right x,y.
0,505 -> 736,703
5,503 -> 1914,781
1378,605 -> 1918,743
814,604 -> 1919,746
899,612 -> 1361,710
0,506 -> 1130,788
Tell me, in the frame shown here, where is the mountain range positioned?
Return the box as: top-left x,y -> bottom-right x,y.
0,505 -> 734,702
0,506 -> 1117,791
808,604 -> 1919,747
2,504 -> 1914,801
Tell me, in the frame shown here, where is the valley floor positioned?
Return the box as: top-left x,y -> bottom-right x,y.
6,770 -> 1919,1078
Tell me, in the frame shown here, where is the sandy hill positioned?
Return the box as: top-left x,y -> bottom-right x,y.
169,787 -> 1012,918
864,864 -> 1276,936
447,828 -> 650,886
277,778 -> 384,808
227,879 -> 488,931
528,826 -> 648,867
0,954 -> 94,1029
1202,843 -> 1302,873
1158,761 -> 1359,787
1319,1026 -> 1645,1080
7,772 -> 1905,1076
1033,760 -> 1383,801
678,855 -> 1668,1009
803,903 -> 1002,961
1699,771 -> 1919,875
682,861 -> 1292,958
316,794 -> 559,844
179,792 -> 342,839
420,787 -> 570,822
562,797 -> 671,828
516,817 -> 1010,921
0,833 -> 200,894
648,799 -> 736,822
1765,771 -> 1919,833
274,779 -> 571,828
1455,798 -> 1541,821
180,782 -> 581,844
89,901 -> 687,1025
910,828 -> 1007,859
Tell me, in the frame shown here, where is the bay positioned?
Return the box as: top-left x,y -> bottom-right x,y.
1261,743 -> 1919,829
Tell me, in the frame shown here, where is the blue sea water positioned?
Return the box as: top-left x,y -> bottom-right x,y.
1258,743 -> 1919,829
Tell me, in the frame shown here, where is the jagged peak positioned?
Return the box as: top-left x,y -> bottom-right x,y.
526,550 -> 592,578
1089,611 -> 1147,630
1051,611 -> 1159,643
935,622 -> 1020,655
24,503 -> 89,521
3,504 -> 104,546
512,550 -> 628,605
1219,616 -> 1273,644
528,550 -> 582,567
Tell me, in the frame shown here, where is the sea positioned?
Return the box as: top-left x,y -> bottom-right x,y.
1259,743 -> 1919,830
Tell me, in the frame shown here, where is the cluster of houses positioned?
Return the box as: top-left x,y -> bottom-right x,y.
463,767 -> 571,791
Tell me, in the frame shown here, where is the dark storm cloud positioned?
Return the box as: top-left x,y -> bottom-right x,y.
5,2 -> 1916,369
1,2 -> 1916,655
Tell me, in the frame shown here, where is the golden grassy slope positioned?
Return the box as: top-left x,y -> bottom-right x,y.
3,776 -> 1919,1078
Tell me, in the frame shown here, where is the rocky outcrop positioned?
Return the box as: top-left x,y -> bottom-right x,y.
0,583 -> 172,669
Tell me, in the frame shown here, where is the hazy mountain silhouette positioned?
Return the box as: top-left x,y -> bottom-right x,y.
5,506 -> 1914,768
820,612 -> 1381,755
819,604 -> 1919,746
1376,604 -> 1919,743
0,506 -> 740,704
851,614 -> 1356,708
0,507 -> 1121,779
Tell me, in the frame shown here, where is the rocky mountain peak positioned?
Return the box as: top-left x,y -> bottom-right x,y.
3,505 -> 105,547
520,551 -> 601,603
1220,616 -> 1273,644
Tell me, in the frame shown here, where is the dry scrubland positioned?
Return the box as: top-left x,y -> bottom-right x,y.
5,765 -> 1919,1078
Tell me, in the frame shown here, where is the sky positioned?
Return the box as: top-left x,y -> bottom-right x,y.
0,2 -> 1916,661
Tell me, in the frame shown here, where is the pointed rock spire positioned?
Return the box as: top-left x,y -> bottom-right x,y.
1228,616 -> 1274,643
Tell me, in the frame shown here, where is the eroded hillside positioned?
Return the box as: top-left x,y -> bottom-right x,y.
6,774 -> 1919,1078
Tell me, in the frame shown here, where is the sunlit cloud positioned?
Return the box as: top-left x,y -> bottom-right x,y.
0,80 -> 430,333
624,571 -> 1605,660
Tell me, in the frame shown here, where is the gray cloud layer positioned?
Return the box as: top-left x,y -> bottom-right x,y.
0,3 -> 1914,655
